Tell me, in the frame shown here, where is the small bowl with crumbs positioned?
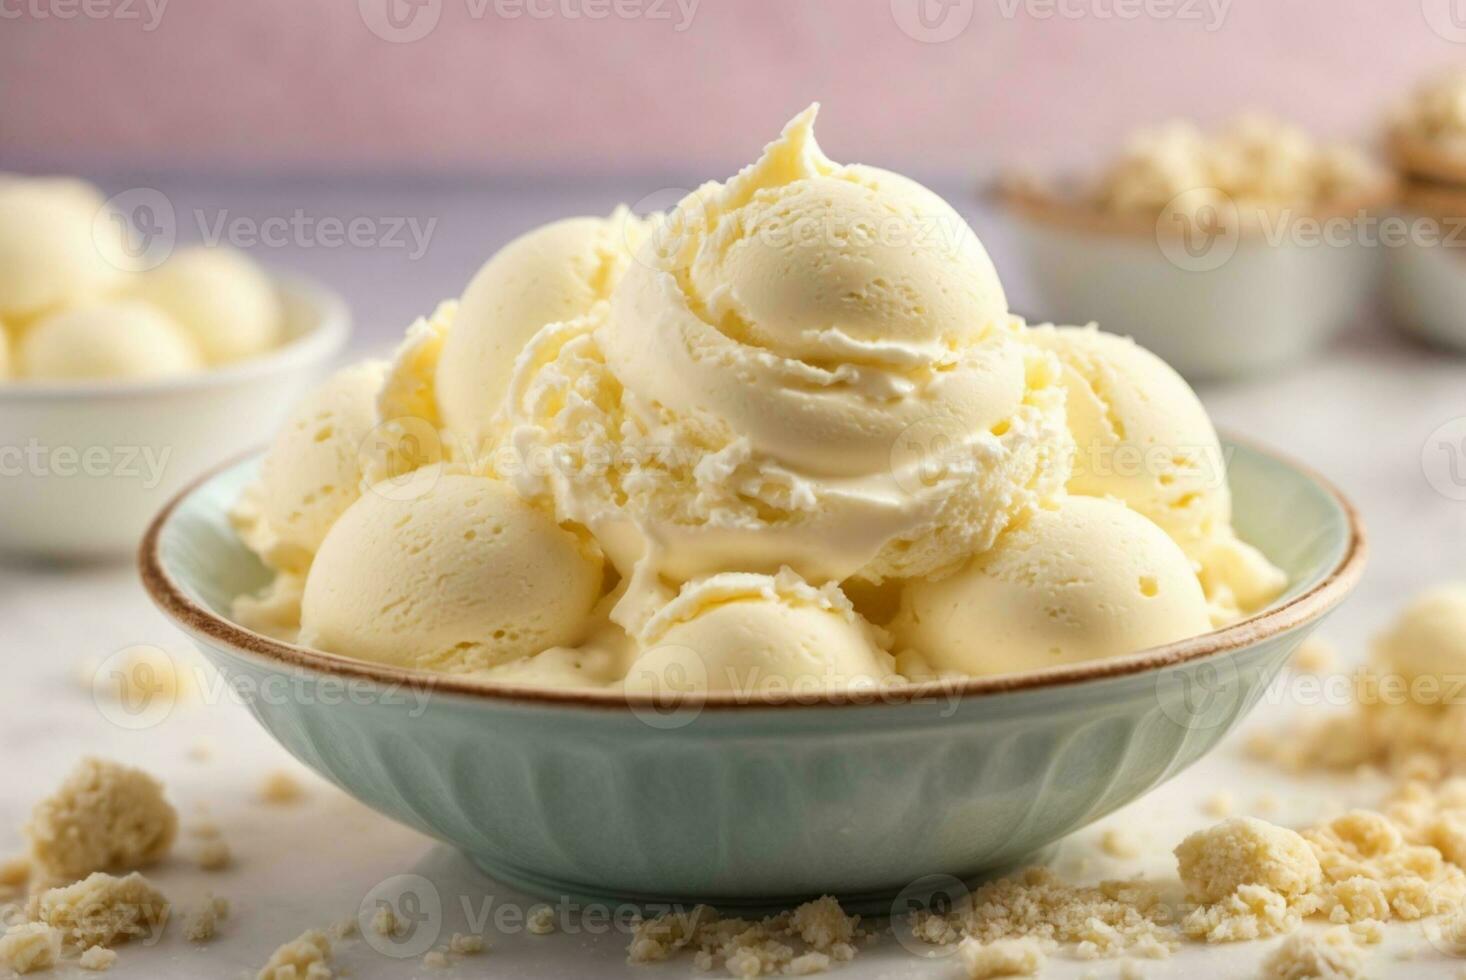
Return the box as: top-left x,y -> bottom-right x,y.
998,115 -> 1395,379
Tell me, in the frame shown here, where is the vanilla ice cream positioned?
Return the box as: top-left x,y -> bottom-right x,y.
624,569 -> 894,696
436,210 -> 648,448
1031,324 -> 1285,623
299,471 -> 604,672
231,360 -> 388,573
508,106 -> 1072,632
135,246 -> 284,365
232,106 -> 1286,691
18,301 -> 203,381
0,177 -> 130,320
894,495 -> 1212,677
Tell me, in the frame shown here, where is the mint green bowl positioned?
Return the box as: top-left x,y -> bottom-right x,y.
141,440 -> 1364,914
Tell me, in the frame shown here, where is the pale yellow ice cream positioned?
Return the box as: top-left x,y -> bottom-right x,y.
508,106 -> 1072,634
1031,324 -> 1285,624
230,360 -> 388,574
436,210 -> 648,448
0,177 -> 131,320
18,301 -> 203,381
624,569 -> 894,696
134,246 -> 283,365
1373,583 -> 1466,683
299,471 -> 604,672
0,318 -> 11,379
893,495 -> 1212,677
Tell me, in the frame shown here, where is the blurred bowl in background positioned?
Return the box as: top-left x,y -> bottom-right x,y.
997,181 -> 1389,380
1386,184 -> 1466,353
0,274 -> 348,561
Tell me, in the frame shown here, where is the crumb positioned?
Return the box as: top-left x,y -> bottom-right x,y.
528,906 -> 557,935
78,945 -> 118,971
1175,818 -> 1321,943
958,936 -> 1045,979
423,949 -> 449,968
0,922 -> 60,974
371,904 -> 399,938
184,894 -> 230,943
25,758 -> 177,881
28,872 -> 170,948
627,897 -> 863,972
1119,960 -> 1145,980
1292,637 -> 1337,673
185,739 -> 214,763
328,917 -> 357,940
196,839 -> 231,871
257,929 -> 332,980
0,857 -> 29,892
1259,927 -> 1364,979
82,646 -> 194,706
1255,794 -> 1282,816
258,771 -> 305,805
1101,829 -> 1142,860
909,867 -> 1172,958
449,932 -> 485,954
1203,792 -> 1235,819
189,820 -> 222,839
1303,808 -> 1465,923
1347,919 -> 1384,945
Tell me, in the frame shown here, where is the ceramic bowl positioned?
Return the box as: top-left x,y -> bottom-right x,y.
141,439 -> 1364,914
1386,184 -> 1466,353
0,276 -> 348,560
998,184 -> 1390,380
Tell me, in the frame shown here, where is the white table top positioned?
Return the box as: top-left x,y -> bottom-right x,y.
1,181 -> 1464,978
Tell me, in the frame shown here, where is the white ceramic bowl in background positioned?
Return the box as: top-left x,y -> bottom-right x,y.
1386,188 -> 1466,353
0,276 -> 349,560
999,187 -> 1385,380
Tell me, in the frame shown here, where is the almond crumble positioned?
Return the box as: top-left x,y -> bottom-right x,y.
257,928 -> 332,980
27,872 -> 170,949
26,759 -> 177,883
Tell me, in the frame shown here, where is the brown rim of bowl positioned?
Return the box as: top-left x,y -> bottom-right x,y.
1391,129 -> 1466,188
139,437 -> 1367,711
992,175 -> 1400,240
1398,178 -> 1466,224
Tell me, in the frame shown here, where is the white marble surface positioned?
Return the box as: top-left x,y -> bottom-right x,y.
1,181 -> 1465,977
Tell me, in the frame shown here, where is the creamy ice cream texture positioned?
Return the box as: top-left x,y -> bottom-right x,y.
233,105 -> 1287,693
0,176 -> 286,383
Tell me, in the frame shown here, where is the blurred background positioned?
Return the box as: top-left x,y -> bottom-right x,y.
4,0 -> 1462,345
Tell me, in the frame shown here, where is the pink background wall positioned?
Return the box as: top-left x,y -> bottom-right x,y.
2,0 -> 1462,178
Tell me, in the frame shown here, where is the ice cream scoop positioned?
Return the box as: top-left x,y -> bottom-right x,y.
299,471 -> 604,672
436,210 -> 648,448
893,495 -> 1212,677
508,106 -> 1072,634
623,569 -> 894,696
134,246 -> 283,365
18,301 -> 202,381
0,178 -> 131,320
1030,324 -> 1285,623
230,360 -> 388,573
